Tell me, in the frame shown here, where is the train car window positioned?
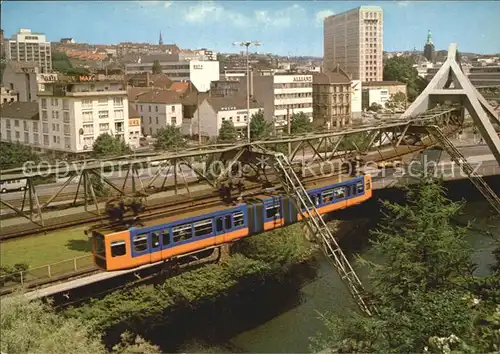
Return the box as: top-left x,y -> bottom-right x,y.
151,232 -> 160,248
366,179 -> 371,190
356,181 -> 364,194
225,215 -> 232,229
133,234 -> 148,252
111,241 -> 126,257
173,224 -> 193,243
334,187 -> 346,199
266,204 -> 280,218
321,189 -> 334,203
216,217 -> 223,232
162,230 -> 170,245
233,211 -> 244,227
350,184 -> 356,196
194,219 -> 213,237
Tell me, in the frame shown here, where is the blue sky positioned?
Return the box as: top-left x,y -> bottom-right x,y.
2,1 -> 500,56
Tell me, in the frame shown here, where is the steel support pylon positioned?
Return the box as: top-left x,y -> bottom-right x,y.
426,125 -> 500,215
271,152 -> 375,316
404,43 -> 500,165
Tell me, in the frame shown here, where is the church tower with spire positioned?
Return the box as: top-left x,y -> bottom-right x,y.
159,31 -> 164,46
423,29 -> 435,63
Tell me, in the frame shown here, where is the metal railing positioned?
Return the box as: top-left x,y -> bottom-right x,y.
0,254 -> 96,291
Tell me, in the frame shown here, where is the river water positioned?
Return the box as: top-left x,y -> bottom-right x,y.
170,178 -> 500,353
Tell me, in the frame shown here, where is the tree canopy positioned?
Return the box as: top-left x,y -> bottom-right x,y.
384,92 -> 407,110
312,177 -> 500,353
218,120 -> 238,143
290,112 -> 313,134
154,125 -> 186,150
151,60 -> 162,74
383,56 -> 427,102
249,110 -> 272,141
92,133 -> 131,158
0,141 -> 40,169
0,295 -> 161,354
51,52 -> 89,75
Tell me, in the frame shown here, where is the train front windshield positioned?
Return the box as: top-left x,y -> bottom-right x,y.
92,231 -> 107,269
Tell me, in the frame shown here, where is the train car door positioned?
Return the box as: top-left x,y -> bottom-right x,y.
214,215 -> 226,245
150,231 -> 162,263
131,230 -> 150,267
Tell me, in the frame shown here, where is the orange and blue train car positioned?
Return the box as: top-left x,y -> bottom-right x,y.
92,174 -> 372,271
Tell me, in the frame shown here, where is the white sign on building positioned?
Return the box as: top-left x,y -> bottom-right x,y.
368,88 -> 390,107
189,60 -> 220,92
351,80 -> 362,117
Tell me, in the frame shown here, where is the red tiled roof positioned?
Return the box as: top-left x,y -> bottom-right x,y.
170,82 -> 190,94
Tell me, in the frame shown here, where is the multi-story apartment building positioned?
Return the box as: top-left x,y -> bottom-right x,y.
313,67 -> 352,128
324,6 -> 383,82
237,74 -> 313,128
35,76 -> 129,153
5,28 -> 52,73
2,61 -> 58,102
0,102 -> 40,146
133,90 -> 183,137
189,96 -> 262,139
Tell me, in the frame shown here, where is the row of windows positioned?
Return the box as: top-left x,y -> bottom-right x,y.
274,92 -> 312,99
81,97 -> 123,109
273,83 -> 313,89
119,211 -> 246,256
41,98 -> 70,110
81,110 -> 123,121
221,115 -> 247,123
274,103 -> 312,110
4,130 -> 71,147
137,104 -> 177,113
144,116 -> 178,125
310,182 -> 364,207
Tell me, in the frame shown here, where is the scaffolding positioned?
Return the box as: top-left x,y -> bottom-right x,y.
271,152 -> 375,316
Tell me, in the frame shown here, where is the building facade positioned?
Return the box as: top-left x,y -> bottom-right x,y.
125,59 -> 219,92
128,103 -> 142,148
237,74 -> 313,129
189,96 -> 262,139
1,87 -> 18,104
133,90 -> 183,137
312,67 -> 352,128
5,28 -> 52,73
324,6 -> 383,82
0,102 -> 40,146
2,61 -> 58,102
36,77 -> 129,153
361,81 -> 407,109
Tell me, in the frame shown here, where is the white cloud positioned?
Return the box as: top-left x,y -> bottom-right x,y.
254,4 -> 305,28
315,9 -> 334,26
183,1 -> 250,28
397,1 -> 410,7
164,1 -> 172,8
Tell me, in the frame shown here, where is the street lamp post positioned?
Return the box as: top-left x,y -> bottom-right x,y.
233,41 -> 261,143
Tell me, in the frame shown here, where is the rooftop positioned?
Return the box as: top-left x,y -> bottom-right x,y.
6,61 -> 39,74
313,66 -> 351,84
0,102 -> 39,120
135,89 -> 183,104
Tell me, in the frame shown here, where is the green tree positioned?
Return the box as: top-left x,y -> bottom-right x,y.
218,120 -> 238,143
52,52 -> 73,74
290,112 -> 313,134
384,92 -> 407,110
311,178 -> 496,353
0,141 -> 40,169
383,56 -> 427,102
154,125 -> 186,150
151,60 -> 162,74
250,109 -> 272,141
0,295 -> 160,354
92,133 -> 131,158
367,102 -> 383,112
